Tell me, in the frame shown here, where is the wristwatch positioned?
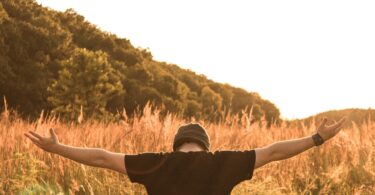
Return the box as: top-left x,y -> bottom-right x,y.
312,133 -> 325,146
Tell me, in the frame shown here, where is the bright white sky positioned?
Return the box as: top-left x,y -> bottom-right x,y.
36,0 -> 375,119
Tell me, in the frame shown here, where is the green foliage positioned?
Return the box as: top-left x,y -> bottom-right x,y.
0,0 -> 281,123
48,48 -> 124,119
0,3 -> 9,23
153,74 -> 188,101
201,86 -> 223,119
261,100 -> 281,126
184,100 -> 202,119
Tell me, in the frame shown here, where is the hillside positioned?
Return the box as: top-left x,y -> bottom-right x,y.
0,0 -> 280,123
292,108 -> 375,127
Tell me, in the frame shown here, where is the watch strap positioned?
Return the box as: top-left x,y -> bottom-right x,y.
312,133 -> 324,146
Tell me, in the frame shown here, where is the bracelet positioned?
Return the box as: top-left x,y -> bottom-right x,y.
312,133 -> 324,146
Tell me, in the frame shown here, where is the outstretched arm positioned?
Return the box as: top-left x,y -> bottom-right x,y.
24,129 -> 126,174
254,117 -> 346,169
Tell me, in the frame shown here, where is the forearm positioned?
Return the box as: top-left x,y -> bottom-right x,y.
268,135 -> 315,161
254,118 -> 345,169
51,143 -> 107,168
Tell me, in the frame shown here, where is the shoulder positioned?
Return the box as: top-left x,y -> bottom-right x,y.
125,152 -> 171,176
213,150 -> 256,157
213,150 -> 256,167
125,152 -> 171,162
213,150 -> 257,181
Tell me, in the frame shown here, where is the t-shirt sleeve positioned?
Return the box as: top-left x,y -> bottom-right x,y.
124,152 -> 168,185
215,150 -> 256,185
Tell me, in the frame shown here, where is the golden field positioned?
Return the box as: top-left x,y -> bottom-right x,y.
1,105 -> 374,194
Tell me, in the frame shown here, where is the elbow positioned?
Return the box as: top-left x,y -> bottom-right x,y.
268,144 -> 278,162
268,144 -> 289,162
94,148 -> 109,168
261,144 -> 278,163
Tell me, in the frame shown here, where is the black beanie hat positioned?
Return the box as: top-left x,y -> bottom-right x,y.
173,123 -> 210,151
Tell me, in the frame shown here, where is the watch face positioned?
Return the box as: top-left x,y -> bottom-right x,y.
313,134 -> 324,146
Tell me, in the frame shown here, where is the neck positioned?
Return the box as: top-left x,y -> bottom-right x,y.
177,142 -> 205,152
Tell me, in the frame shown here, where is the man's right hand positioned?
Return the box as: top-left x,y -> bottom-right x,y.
24,128 -> 127,174
24,128 -> 60,153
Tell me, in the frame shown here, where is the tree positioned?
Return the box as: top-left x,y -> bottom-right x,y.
48,48 -> 124,120
184,100 -> 202,119
201,86 -> 223,120
261,100 -> 280,126
0,3 -> 9,23
0,0 -> 281,123
138,87 -> 163,107
153,74 -> 180,99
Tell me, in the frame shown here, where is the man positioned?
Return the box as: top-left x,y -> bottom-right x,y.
24,117 -> 345,195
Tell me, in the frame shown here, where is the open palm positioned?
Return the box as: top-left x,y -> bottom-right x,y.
317,117 -> 346,141
24,129 -> 60,153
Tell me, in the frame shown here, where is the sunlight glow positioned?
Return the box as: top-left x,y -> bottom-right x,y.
36,0 -> 375,119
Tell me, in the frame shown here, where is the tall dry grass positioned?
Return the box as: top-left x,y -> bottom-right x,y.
0,104 -> 374,194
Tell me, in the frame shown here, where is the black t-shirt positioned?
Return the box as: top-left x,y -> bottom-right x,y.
124,150 -> 256,195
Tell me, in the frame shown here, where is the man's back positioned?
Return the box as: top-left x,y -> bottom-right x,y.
125,150 -> 256,195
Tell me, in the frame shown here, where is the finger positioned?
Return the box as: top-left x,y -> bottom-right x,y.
334,118 -> 346,133
337,117 -> 346,126
339,117 -> 347,123
24,133 -> 40,143
30,138 -> 43,148
336,122 -> 345,132
29,131 -> 44,140
328,117 -> 346,131
328,119 -> 345,133
24,133 -> 43,147
49,128 -> 58,139
318,118 -> 328,129
332,124 -> 345,135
